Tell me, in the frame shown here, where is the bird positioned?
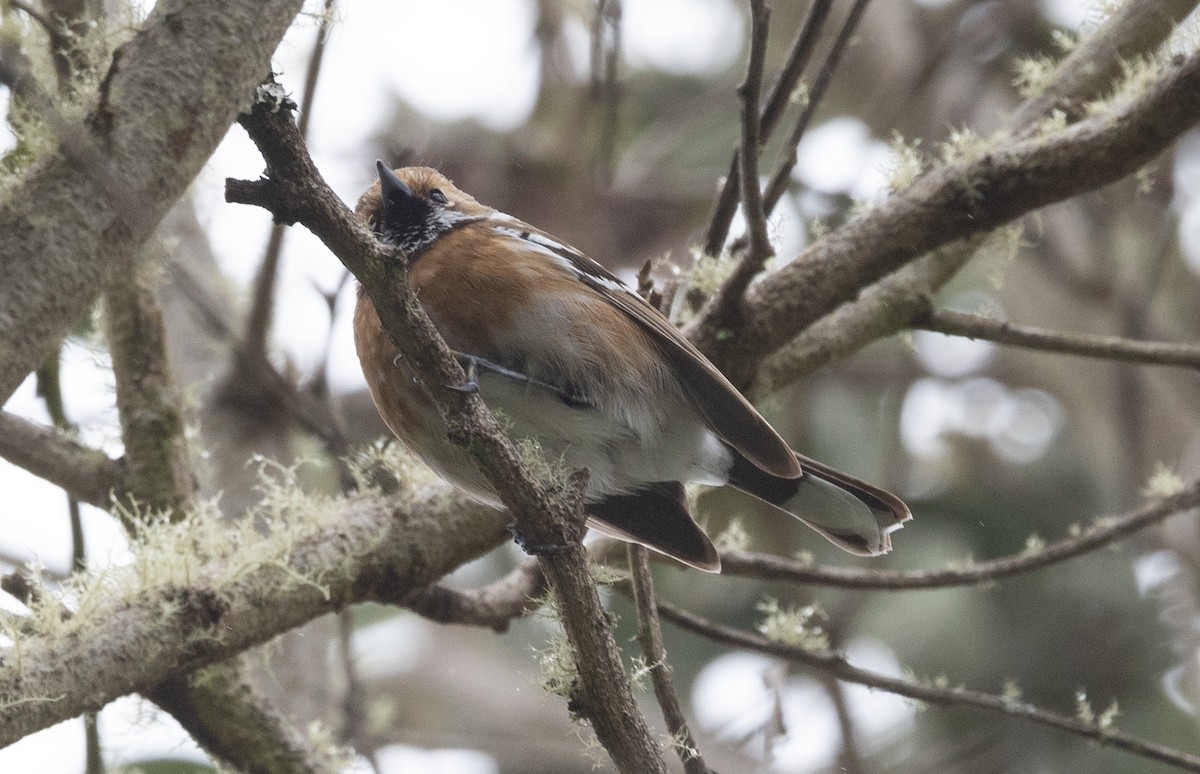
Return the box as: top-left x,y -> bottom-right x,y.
352,163 -> 911,572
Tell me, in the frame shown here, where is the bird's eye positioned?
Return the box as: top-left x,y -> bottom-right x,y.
429,189 -> 448,205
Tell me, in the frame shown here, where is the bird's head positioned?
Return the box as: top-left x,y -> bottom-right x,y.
357,163 -> 494,255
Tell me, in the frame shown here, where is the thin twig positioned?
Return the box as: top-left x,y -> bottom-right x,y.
688,49 -> 1200,387
746,0 -> 1199,395
0,411 -> 124,510
760,0 -> 872,216
656,600 -> 1200,773
719,479 -> 1200,590
241,0 -> 336,364
720,0 -> 774,308
916,308 -> 1200,371
400,559 -> 547,632
33,348 -> 86,574
700,0 -> 834,257
589,0 -> 622,188
628,545 -> 713,774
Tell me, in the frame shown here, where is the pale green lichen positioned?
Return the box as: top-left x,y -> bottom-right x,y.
1002,679 -> 1024,709
1013,53 -> 1058,99
1084,55 -> 1162,118
1021,533 -> 1046,556
979,221 -> 1028,290
0,448 -> 430,671
1142,463 -> 1184,498
1075,689 -> 1095,725
513,437 -> 574,490
756,597 -> 829,651
682,246 -> 736,300
1098,699 -> 1120,731
712,519 -> 750,553
885,132 -> 925,192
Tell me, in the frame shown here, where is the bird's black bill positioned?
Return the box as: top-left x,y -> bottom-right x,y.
375,160 -> 429,243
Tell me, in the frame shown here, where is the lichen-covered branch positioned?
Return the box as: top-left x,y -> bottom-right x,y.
745,0 -> 1200,392
719,479 -> 1200,590
657,601 -> 1200,773
0,0 -> 306,404
0,489 -> 510,747
149,662 -> 344,774
691,44 -> 1200,387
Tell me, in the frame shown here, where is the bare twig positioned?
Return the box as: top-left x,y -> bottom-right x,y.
701,0 -> 834,257
760,0 -> 872,216
629,545 -> 713,774
716,0 -> 774,311
227,87 -> 666,773
589,0 -> 622,188
916,307 -> 1200,371
33,349 -> 86,573
656,601 -> 1200,773
0,411 -> 124,509
241,0 -> 336,364
719,479 -> 1200,590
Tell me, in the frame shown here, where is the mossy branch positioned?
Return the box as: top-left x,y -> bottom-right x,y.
690,23 -> 1200,388
0,488 -> 510,747
656,600 -> 1200,773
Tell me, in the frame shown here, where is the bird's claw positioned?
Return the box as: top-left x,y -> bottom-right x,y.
508,522 -> 572,557
448,353 -> 481,394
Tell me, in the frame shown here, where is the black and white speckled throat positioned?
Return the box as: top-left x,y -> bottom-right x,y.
379,210 -> 483,260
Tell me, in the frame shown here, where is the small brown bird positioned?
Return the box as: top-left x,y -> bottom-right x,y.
353,164 -> 910,571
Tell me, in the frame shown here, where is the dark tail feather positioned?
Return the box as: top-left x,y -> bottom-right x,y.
587,482 -> 721,572
728,452 -> 911,556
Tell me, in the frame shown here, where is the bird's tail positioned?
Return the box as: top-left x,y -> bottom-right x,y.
727,452 -> 911,556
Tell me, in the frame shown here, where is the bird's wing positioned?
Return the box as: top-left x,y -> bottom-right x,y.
492,222 -> 801,479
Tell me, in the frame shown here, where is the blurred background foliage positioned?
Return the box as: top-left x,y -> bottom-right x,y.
4,0 -> 1200,771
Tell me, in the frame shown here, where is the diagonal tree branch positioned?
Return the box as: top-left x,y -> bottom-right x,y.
747,0 -> 1200,393
0,487 -> 511,748
657,600 -> 1200,773
226,87 -> 666,773
0,411 -> 124,509
691,47 -> 1200,388
1013,0 -> 1200,128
